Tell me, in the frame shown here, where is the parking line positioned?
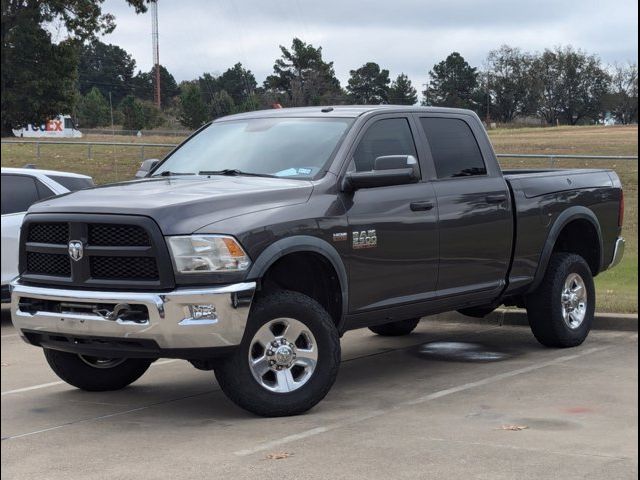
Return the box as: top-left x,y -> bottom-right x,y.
233,345 -> 609,456
2,390 -> 216,441
1,381 -> 65,396
1,359 -> 181,397
1,334 -> 19,339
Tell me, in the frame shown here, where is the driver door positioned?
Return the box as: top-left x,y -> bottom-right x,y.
342,116 -> 438,313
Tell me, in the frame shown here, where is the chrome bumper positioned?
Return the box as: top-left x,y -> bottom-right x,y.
10,281 -> 255,351
609,237 -> 625,269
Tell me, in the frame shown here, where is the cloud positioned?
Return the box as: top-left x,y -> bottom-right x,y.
102,0 -> 638,94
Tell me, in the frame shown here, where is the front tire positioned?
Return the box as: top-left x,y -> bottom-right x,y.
43,349 -> 152,391
369,318 -> 420,336
526,253 -> 595,348
214,290 -> 340,417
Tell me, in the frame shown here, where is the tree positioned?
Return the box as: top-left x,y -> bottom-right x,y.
422,52 -> 479,110
178,82 -> 208,129
1,0 -> 148,135
1,21 -> 79,134
217,63 -> 257,106
605,63 -> 638,124
347,62 -> 390,104
78,40 -> 136,105
131,65 -> 180,108
485,45 -> 536,122
209,90 -> 235,119
531,47 -> 610,125
388,73 -> 418,105
77,87 -> 110,128
119,95 -> 146,130
264,38 -> 341,106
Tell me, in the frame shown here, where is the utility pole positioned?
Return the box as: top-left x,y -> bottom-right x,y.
485,72 -> 491,124
109,91 -> 114,136
151,0 -> 161,109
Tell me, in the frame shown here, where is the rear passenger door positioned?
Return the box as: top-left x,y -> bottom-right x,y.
416,115 -> 513,299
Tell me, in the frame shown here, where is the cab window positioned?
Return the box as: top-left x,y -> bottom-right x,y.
351,118 -> 418,173
420,117 -> 487,178
1,175 -> 40,215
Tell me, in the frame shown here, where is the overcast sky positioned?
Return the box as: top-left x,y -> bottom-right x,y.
98,0 -> 638,94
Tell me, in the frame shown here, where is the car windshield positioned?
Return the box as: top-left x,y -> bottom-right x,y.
153,117 -> 353,179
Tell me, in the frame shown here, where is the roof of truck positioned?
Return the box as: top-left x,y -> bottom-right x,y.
217,105 -> 477,121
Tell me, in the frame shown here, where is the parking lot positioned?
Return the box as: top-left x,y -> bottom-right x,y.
1,306 -> 637,480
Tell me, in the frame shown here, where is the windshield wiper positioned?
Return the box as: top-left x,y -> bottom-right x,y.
198,169 -> 277,178
151,171 -> 194,177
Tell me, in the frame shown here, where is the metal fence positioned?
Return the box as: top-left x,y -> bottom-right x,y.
1,139 -> 638,184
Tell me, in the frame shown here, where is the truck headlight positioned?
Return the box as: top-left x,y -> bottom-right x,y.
167,235 -> 251,273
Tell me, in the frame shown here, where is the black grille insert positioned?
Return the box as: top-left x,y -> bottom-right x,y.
26,252 -> 70,276
21,216 -> 171,289
89,224 -> 150,246
27,223 -> 69,244
90,256 -> 159,280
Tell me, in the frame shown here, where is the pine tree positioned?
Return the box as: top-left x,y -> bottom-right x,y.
388,74 -> 418,105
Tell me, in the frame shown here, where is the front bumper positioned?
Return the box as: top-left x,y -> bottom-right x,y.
10,280 -> 255,358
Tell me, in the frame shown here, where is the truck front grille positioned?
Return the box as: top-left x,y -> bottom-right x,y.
20,215 -> 173,290
88,224 -> 150,246
27,223 -> 69,244
90,256 -> 158,280
26,252 -> 71,277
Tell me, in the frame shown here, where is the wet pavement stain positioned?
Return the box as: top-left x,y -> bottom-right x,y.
414,341 -> 512,362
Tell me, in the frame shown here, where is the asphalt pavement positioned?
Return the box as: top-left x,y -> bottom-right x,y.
1,305 -> 637,480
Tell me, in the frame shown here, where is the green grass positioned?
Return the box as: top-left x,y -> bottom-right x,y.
1,125 -> 637,313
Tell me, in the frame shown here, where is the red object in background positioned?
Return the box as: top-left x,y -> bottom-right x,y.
272,103 -> 283,109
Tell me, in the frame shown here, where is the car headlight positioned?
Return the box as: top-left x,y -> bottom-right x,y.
167,235 -> 251,273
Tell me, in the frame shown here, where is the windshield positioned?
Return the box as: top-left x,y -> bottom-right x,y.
153,117 -> 353,179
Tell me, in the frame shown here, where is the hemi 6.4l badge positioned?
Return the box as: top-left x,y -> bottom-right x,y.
332,232 -> 348,242
352,230 -> 377,249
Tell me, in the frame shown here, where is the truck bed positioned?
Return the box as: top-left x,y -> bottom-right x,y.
503,168 -> 615,199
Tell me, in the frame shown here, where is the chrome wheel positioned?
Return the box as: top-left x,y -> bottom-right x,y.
248,317 -> 317,393
561,273 -> 588,329
78,355 -> 127,369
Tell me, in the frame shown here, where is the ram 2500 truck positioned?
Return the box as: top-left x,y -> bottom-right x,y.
11,106 -> 625,417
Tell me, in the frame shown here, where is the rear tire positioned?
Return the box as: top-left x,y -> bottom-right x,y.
43,349 -> 152,391
526,253 -> 595,348
214,290 -> 340,417
368,318 -> 420,336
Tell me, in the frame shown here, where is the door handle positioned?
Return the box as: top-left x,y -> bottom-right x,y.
410,201 -> 434,211
485,194 -> 507,204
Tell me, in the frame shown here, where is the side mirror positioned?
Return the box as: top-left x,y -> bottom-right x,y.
135,159 -> 160,178
343,155 -> 420,191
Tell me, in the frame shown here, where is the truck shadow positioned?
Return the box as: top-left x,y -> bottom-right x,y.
40,327 -> 536,420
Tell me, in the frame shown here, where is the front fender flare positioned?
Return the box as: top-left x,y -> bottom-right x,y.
246,235 -> 349,319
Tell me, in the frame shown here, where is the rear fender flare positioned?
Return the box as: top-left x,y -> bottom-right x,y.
528,206 -> 603,293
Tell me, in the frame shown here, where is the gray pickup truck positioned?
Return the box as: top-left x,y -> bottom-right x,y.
11,106 -> 625,416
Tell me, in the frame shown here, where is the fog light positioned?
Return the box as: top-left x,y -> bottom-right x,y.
188,304 -> 217,320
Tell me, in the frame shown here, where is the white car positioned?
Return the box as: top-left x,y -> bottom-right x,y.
1,168 -> 94,301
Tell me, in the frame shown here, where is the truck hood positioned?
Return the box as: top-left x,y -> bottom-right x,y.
28,176 -> 314,234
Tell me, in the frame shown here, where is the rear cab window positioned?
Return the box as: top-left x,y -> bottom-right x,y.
419,117 -> 486,179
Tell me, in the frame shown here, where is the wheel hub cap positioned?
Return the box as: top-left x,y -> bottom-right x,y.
248,318 -> 317,393
269,341 -> 296,368
561,273 -> 588,329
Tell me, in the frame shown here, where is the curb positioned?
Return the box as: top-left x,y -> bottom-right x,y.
430,309 -> 638,332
